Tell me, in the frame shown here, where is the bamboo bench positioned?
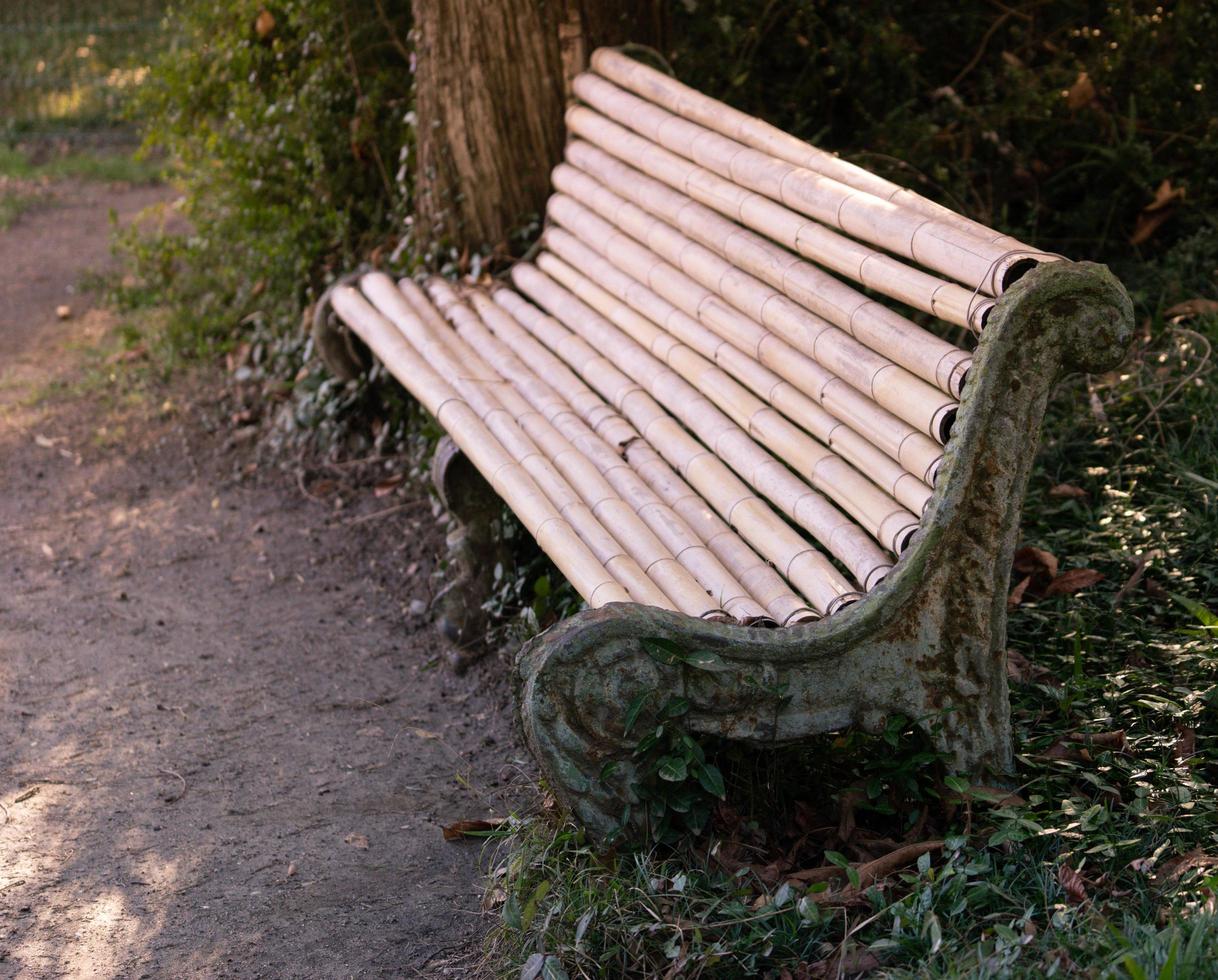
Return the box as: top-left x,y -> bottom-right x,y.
315,49 -> 1134,837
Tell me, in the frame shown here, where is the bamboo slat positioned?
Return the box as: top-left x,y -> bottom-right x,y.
563,113 -> 989,390
506,261 -> 895,591
326,284 -> 631,609
483,285 -> 870,610
526,247 -> 922,552
566,131 -> 995,337
389,276 -> 729,622
349,274 -> 674,612
591,47 -> 1045,273
534,237 -> 933,516
546,170 -> 961,445
460,288 -> 819,625
418,276 -> 770,624
571,71 -> 1052,296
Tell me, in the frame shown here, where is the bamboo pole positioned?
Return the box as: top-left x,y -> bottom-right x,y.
566,137 -> 991,370
348,275 -> 677,611
525,247 -> 922,552
486,283 -> 869,611
505,261 -> 896,592
571,71 -> 1052,297
356,271 -> 704,618
326,284 -> 631,610
591,47 -> 1049,274
563,114 -> 991,391
415,275 -> 768,624
565,133 -> 996,338
546,170 -> 961,446
534,237 -> 933,516
460,288 -> 819,625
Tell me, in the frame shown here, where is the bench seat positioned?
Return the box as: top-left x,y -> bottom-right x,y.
317,48 -> 1134,837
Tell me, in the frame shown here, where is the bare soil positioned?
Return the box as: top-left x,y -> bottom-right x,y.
0,180 -> 524,977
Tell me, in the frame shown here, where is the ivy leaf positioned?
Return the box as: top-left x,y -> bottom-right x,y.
695,762 -> 726,798
685,649 -> 728,671
642,637 -> 688,666
661,696 -> 691,719
623,691 -> 651,736
657,755 -> 688,782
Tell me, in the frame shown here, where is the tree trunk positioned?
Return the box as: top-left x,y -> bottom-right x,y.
412,0 -> 664,255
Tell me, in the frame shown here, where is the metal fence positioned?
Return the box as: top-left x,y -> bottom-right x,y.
0,0 -> 167,133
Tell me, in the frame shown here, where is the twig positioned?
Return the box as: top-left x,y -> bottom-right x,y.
158,768 -> 187,803
1113,555 -> 1150,609
342,500 -> 427,526
0,799 -> 8,826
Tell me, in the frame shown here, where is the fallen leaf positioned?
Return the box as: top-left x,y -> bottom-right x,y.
286,862 -> 296,877
1154,849 -> 1218,888
1174,725 -> 1197,765
441,818 -> 506,841
344,833 -> 369,849
40,543 -> 55,560
1049,483 -> 1088,500
13,786 -> 40,804
1164,298 -> 1218,319
409,727 -> 440,740
1058,863 -> 1088,904
373,475 -> 404,497
1042,729 -> 1126,761
1006,648 -> 1057,685
1131,179 -> 1185,246
1007,575 -> 1032,611
254,8 -> 275,39
1065,71 -> 1096,110
808,949 -> 882,978
1045,567 -> 1104,596
55,304 -> 72,320
1014,546 -> 1059,580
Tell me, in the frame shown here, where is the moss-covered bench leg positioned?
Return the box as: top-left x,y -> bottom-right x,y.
516,261 -> 1134,838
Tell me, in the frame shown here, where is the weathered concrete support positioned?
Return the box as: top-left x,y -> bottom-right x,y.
515,261 -> 1134,838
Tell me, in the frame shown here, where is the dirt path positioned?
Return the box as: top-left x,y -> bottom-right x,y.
0,181 -> 523,977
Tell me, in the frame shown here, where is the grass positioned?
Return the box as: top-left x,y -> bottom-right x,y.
482,308 -> 1218,979
0,143 -> 165,184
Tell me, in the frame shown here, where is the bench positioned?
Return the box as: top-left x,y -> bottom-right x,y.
314,48 -> 1134,838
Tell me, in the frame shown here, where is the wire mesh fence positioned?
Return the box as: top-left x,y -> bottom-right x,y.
1,0 -> 167,134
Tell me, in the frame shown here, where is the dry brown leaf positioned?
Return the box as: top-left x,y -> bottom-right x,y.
1045,567 -> 1105,596
1065,71 -> 1096,110
1174,725 -> 1197,765
1007,575 -> 1032,611
808,949 -> 882,978
373,474 -> 405,498
1131,179 -> 1185,246
1153,848 -> 1218,888
441,818 -> 506,841
1164,298 -> 1218,318
1058,863 -> 1088,904
344,832 -> 369,849
254,9 -> 275,39
1006,649 -> 1057,686
1049,483 -> 1088,500
1014,546 -> 1059,579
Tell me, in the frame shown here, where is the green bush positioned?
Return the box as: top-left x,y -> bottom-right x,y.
122,0 -> 413,354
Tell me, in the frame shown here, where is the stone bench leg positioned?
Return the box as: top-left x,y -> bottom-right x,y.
516,261 -> 1134,838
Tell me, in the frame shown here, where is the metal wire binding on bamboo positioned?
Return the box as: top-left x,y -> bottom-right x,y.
356,271 -> 712,618
393,275 -> 749,624
506,261 -> 896,593
546,168 -> 961,445
565,125 -> 996,337
571,71 -> 1052,297
562,116 -> 987,398
534,237 -> 933,517
460,288 -> 820,626
485,283 -> 866,613
422,276 -> 779,626
326,285 -> 632,610
591,48 -> 1045,271
528,246 -> 922,551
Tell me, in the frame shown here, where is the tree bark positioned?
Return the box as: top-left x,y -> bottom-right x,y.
412,0 -> 664,254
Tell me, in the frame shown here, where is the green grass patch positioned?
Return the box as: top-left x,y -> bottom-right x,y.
0,143 -> 164,184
